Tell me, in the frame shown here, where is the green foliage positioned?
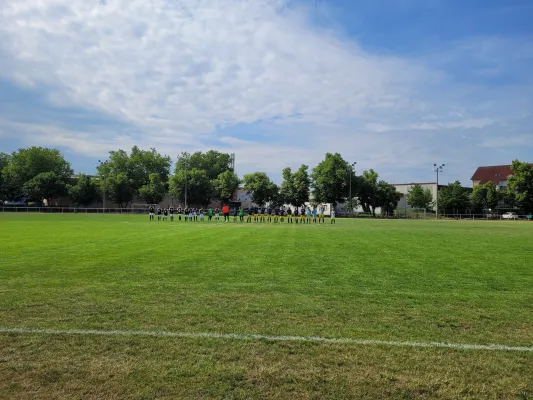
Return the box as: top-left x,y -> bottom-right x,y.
311,153 -> 354,207
138,173 -> 167,204
169,168 -> 213,207
213,170 -> 240,202
280,165 -> 310,206
0,152 -> 10,200
357,169 -> 379,214
103,173 -> 134,208
243,172 -> 278,206
2,147 -> 72,201
97,146 -> 171,202
67,174 -> 100,206
22,172 -> 68,204
507,160 -> 533,213
471,182 -> 499,212
407,184 -> 434,210
175,150 -> 231,181
439,181 -> 470,214
376,181 -> 401,216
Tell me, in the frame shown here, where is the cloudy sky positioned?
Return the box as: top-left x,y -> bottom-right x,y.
1,0 -> 532,185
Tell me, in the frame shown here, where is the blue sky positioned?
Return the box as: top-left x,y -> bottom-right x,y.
1,0 -> 532,185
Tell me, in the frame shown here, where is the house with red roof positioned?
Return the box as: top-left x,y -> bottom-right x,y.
471,164 -> 533,190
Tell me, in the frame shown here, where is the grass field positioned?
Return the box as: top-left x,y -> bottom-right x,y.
1,214 -> 533,399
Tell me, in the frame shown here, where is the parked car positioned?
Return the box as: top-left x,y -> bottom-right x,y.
502,212 -> 518,220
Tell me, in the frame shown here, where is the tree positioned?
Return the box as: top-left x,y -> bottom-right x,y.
407,184 -> 434,211
376,181 -> 401,216
0,152 -> 10,201
471,182 -> 499,213
311,153 -> 355,207
243,172 -> 277,206
2,147 -> 72,201
279,167 -> 294,205
213,170 -> 240,203
507,160 -> 533,213
22,172 -> 68,204
357,169 -> 379,215
103,173 -> 134,208
138,173 -> 167,204
97,146 -> 171,201
439,181 -> 470,215
169,168 -> 212,207
280,165 -> 310,207
175,150 -> 232,181
68,174 -> 100,206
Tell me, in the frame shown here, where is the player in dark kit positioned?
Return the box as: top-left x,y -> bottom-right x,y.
267,208 -> 273,222
184,207 -> 189,221
177,206 -> 182,221
279,208 -> 284,223
149,205 -> 155,221
273,208 -> 279,223
246,207 -> 252,223
163,208 -> 168,221
300,206 -> 306,223
293,207 -> 299,223
157,207 -> 162,221
215,208 -> 220,221
169,206 -> 174,221
287,207 -> 293,223
259,207 -> 265,223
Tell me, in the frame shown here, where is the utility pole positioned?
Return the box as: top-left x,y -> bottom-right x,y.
434,163 -> 445,219
349,161 -> 357,213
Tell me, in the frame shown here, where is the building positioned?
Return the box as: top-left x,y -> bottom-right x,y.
393,182 -> 442,212
471,165 -> 514,190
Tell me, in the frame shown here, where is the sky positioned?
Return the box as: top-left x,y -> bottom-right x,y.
1,0 -> 532,185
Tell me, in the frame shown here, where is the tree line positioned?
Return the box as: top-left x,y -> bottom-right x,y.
1,147 -> 532,213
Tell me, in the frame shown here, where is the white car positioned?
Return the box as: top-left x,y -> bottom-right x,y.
502,212 -> 518,220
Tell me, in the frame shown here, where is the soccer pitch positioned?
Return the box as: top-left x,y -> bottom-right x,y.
1,214 -> 532,399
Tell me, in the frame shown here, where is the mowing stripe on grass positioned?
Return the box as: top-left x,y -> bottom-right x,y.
1,327 -> 532,352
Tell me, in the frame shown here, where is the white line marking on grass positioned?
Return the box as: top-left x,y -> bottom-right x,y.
1,327 -> 532,352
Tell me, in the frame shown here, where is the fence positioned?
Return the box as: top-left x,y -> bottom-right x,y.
1,207 -> 531,221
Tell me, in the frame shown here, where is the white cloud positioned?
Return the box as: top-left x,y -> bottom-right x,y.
0,0 -> 532,184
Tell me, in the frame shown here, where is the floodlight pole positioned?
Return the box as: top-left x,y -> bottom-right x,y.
98,160 -> 108,213
349,162 -> 357,213
183,154 -> 189,208
434,163 -> 445,219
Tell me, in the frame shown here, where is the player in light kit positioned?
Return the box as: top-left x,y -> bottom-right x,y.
215,208 -> 220,221
199,208 -> 204,222
306,207 -> 312,224
330,208 -> 336,224
287,207 -> 292,223
318,205 -> 325,223
312,207 -> 317,224
149,205 -> 155,221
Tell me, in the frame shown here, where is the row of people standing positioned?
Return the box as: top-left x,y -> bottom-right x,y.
148,205 -> 336,224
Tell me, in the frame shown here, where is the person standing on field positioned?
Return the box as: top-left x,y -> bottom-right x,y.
222,204 -> 230,222
148,205 -> 155,221
208,207 -> 213,221
239,207 -> 244,222
330,209 -> 336,224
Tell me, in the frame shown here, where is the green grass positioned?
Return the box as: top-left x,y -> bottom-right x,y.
1,214 -> 532,399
